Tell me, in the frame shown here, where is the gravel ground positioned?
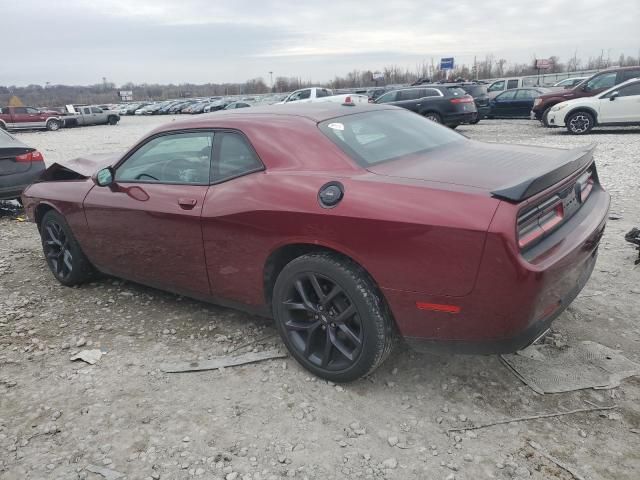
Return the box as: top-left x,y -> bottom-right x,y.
1,116 -> 639,480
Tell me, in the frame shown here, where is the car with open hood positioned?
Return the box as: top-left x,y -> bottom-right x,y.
21,103 -> 610,382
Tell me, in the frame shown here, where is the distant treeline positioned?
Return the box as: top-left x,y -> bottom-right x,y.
2,51 -> 638,107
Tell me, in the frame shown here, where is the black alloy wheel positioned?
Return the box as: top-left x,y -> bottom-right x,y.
273,253 -> 394,382
43,220 -> 73,281
281,272 -> 364,371
40,210 -> 94,286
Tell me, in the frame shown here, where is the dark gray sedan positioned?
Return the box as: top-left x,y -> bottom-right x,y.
0,129 -> 45,201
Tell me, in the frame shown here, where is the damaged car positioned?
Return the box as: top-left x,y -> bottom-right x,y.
21,103 -> 610,382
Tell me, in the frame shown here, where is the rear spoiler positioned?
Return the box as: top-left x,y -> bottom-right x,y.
491,144 -> 595,202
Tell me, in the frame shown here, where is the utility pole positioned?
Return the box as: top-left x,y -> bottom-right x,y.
269,71 -> 273,92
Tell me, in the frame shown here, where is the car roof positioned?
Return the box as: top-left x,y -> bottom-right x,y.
150,103 -> 399,134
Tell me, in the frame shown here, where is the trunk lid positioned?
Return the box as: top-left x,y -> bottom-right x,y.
0,130 -> 34,176
367,141 -> 594,202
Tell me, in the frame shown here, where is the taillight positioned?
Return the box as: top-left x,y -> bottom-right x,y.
450,95 -> 474,104
15,151 -> 45,163
576,170 -> 594,203
342,96 -> 355,106
517,196 -> 565,249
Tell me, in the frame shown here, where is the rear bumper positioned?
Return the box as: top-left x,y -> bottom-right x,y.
385,186 -> 610,354
0,163 -> 46,200
444,112 -> 476,125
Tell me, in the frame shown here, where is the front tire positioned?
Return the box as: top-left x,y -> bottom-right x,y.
46,119 -> 61,131
40,210 -> 94,286
541,107 -> 553,127
272,253 -> 394,382
566,111 -> 595,135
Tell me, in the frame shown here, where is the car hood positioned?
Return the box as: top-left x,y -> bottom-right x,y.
538,88 -> 579,101
367,140 -> 595,201
54,153 -> 121,177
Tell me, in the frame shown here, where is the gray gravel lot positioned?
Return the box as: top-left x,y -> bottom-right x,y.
1,116 -> 639,480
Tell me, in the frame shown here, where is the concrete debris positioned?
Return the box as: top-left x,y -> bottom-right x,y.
70,349 -> 103,365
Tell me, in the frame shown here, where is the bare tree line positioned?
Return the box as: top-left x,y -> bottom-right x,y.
1,52 -> 638,107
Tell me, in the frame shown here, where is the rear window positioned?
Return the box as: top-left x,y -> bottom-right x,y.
318,110 -> 463,167
446,87 -> 467,97
461,85 -> 487,97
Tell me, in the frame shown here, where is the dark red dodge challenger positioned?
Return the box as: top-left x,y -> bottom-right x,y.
22,103 -> 609,382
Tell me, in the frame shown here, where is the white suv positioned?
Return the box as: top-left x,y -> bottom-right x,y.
546,78 -> 640,134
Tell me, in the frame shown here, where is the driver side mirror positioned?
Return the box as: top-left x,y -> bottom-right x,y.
609,91 -> 620,101
93,167 -> 114,187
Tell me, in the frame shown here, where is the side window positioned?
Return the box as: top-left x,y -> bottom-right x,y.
620,69 -> 640,82
298,89 -> 311,100
522,77 -> 538,87
116,132 -> 213,184
515,89 -> 538,100
91,107 -> 102,113
497,90 -> 517,100
214,133 -> 263,182
585,72 -> 617,91
397,89 -> 420,101
316,89 -> 330,98
26,107 -> 40,114
617,82 -> 640,97
376,91 -> 398,103
13,107 -> 27,114
507,79 -> 519,89
286,91 -> 302,102
423,89 -> 440,97
83,107 -> 91,114
488,80 -> 505,92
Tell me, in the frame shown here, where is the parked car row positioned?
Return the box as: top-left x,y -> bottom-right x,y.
532,66 -> 640,128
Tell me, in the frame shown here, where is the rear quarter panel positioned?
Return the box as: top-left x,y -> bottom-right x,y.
201,170 -> 499,307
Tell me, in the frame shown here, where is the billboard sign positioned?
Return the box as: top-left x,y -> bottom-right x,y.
440,57 -> 454,70
535,59 -> 552,69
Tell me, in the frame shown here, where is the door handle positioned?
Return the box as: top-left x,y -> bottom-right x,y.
178,198 -> 197,209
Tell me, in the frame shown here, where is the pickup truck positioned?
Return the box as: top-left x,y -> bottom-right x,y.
279,87 -> 368,105
62,105 -> 120,127
0,106 -> 64,131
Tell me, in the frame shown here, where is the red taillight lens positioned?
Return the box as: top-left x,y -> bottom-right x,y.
576,170 -> 594,203
450,95 -> 474,104
15,150 -> 45,163
517,196 -> 564,249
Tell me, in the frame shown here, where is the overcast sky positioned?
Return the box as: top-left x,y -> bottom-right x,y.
4,0 -> 639,86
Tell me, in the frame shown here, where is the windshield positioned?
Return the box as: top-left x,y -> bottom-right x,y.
318,110 -> 463,167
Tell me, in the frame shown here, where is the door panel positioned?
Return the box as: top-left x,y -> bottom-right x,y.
83,183 -> 211,295
599,83 -> 640,123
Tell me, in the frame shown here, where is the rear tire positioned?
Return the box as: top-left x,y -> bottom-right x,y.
40,210 -> 95,286
424,112 -> 442,124
46,119 -> 61,131
566,111 -> 595,135
272,253 -> 394,382
108,116 -> 119,125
